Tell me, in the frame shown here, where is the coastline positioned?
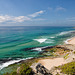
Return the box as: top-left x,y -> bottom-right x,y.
65,36 -> 75,45
1,36 -> 75,75
0,57 -> 33,70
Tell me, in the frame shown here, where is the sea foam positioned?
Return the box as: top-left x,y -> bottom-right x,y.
32,48 -> 42,51
50,36 -> 55,38
34,39 -> 47,43
58,31 -> 75,36
0,57 -> 33,70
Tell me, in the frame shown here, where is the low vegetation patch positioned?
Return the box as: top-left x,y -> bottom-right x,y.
42,46 -> 70,57
3,58 -> 38,75
64,53 -> 69,59
73,51 -> 75,54
3,63 -> 34,75
58,62 -> 75,75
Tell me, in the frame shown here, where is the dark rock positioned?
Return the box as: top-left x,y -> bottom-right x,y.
36,63 -> 52,75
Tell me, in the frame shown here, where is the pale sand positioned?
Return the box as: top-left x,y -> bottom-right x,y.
67,37 -> 75,45
38,58 -> 67,70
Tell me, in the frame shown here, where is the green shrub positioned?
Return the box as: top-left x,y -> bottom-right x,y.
60,62 -> 75,75
3,72 -> 9,75
19,63 -> 33,75
3,63 -> 33,75
3,71 -> 17,75
73,51 -> 75,54
64,53 -> 69,59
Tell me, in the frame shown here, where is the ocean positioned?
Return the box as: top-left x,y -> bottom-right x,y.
0,26 -> 75,72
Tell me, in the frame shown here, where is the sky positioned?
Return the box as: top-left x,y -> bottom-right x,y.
0,0 -> 75,26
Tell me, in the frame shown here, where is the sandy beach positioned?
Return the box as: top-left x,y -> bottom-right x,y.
66,37 -> 75,45
38,58 -> 67,70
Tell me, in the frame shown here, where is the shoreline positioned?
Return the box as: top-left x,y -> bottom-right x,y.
0,36 -> 73,71
0,57 -> 33,70
0,43 -> 75,75
0,36 -> 75,74
65,36 -> 75,45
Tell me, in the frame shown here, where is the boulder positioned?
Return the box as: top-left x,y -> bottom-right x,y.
36,63 -> 52,75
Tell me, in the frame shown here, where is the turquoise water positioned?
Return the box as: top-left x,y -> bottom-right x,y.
0,26 -> 75,59
0,26 -> 75,66
0,26 -> 75,74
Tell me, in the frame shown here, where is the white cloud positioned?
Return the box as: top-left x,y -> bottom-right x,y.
13,16 -> 31,22
0,15 -> 31,23
29,10 -> 44,17
0,15 -> 11,22
55,7 -> 66,11
0,10 -> 45,23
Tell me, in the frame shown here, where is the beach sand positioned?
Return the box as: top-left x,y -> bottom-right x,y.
67,37 -> 75,45
38,58 -> 67,70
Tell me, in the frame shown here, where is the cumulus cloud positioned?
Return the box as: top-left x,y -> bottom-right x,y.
0,15 -> 11,22
13,16 -> 31,22
29,10 -> 44,17
55,6 -> 66,11
0,10 -> 45,23
0,15 -> 31,23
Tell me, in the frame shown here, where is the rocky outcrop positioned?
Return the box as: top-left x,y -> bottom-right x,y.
31,63 -> 52,75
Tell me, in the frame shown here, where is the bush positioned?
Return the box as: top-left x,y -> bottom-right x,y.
3,63 -> 34,75
19,64 -> 33,75
3,71 -> 17,75
60,62 -> 75,75
73,51 -> 75,54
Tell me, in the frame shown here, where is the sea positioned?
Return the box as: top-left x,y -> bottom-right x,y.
0,26 -> 75,74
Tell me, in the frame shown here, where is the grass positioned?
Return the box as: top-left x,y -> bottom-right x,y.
64,53 -> 69,59
58,62 -> 75,75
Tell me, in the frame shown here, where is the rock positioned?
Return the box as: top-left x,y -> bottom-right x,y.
36,63 -> 52,75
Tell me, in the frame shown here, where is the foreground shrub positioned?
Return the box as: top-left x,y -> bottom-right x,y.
3,63 -> 34,75
59,62 -> 75,75
19,64 -> 33,75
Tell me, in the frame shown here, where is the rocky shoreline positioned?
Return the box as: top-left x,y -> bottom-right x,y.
1,44 -> 75,75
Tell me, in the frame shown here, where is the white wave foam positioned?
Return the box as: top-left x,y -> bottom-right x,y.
64,38 -> 73,44
0,57 -> 33,70
45,39 -> 54,43
32,48 -> 42,51
50,37 -> 55,38
58,31 -> 75,36
34,39 -> 47,43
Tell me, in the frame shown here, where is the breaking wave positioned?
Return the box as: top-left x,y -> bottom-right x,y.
0,57 -> 33,70
58,31 -> 75,36
34,39 -> 47,43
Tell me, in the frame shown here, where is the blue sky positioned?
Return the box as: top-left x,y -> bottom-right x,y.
0,0 -> 75,26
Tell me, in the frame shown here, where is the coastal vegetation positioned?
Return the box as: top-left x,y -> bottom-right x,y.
2,45 -> 75,75
41,46 -> 70,57
64,53 -> 69,59
3,58 -> 38,75
58,62 -> 75,75
3,63 -> 34,75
